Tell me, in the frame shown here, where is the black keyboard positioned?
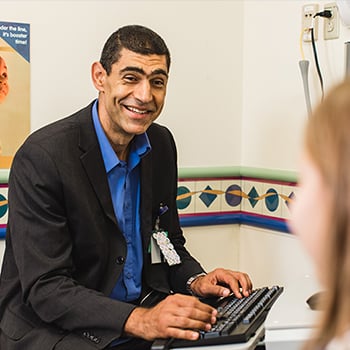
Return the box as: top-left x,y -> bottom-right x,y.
152,285 -> 283,349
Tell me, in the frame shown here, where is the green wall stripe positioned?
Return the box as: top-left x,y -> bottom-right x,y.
0,170 -> 9,183
178,166 -> 298,182
0,166 -> 298,184
240,167 -> 298,182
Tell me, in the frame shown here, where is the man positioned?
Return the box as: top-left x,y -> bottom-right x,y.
0,25 -> 252,350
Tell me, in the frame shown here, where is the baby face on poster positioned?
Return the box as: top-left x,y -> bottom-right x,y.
0,55 -> 9,103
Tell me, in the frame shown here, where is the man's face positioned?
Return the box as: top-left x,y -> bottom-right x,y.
95,48 -> 168,141
0,57 -> 9,103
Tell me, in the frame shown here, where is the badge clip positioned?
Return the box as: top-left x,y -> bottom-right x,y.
151,203 -> 181,266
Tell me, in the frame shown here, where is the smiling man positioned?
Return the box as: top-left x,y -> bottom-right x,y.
92,45 -> 168,160
0,25 -> 252,350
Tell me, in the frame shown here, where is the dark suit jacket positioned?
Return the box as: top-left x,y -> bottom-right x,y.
0,102 -> 205,349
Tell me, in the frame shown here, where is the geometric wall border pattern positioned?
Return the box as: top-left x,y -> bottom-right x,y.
0,184 -> 8,239
0,167 -> 298,238
177,177 -> 296,233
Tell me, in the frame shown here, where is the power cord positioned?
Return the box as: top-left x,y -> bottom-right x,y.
311,10 -> 333,100
299,10 -> 333,116
315,10 -> 332,19
310,26 -> 324,100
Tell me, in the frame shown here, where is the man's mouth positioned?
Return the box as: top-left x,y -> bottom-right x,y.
125,106 -> 151,115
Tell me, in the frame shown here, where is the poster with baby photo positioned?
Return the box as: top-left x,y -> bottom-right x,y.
0,21 -> 30,168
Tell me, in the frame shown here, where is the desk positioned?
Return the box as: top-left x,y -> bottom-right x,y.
166,281 -> 321,350
173,324 -> 265,350
265,283 -> 321,350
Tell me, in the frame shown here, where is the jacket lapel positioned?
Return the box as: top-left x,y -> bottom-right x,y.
77,105 -> 118,227
76,102 -> 154,250
140,151 -> 153,250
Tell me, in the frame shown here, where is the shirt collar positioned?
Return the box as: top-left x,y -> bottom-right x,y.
92,99 -> 151,173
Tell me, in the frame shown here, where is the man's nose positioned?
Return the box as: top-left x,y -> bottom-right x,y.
134,80 -> 153,103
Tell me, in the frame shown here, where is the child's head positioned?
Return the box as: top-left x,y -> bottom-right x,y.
291,79 -> 350,347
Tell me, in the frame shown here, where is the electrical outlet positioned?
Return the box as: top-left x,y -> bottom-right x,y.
324,2 -> 339,40
302,3 -> 319,42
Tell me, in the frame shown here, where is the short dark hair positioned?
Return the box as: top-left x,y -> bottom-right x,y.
100,25 -> 171,75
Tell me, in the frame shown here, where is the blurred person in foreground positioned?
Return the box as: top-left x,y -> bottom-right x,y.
290,79 -> 350,350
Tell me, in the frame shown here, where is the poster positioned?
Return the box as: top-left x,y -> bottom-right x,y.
0,21 -> 30,168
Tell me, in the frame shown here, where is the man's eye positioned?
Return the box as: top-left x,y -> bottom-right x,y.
152,79 -> 165,87
124,75 -> 138,82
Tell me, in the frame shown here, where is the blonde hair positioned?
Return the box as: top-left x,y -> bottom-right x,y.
304,79 -> 350,349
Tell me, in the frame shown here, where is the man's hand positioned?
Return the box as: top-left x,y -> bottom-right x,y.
124,294 -> 217,341
190,268 -> 253,299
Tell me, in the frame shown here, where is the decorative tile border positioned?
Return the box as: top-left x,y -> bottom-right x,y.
0,183 -> 8,239
177,167 -> 297,233
0,167 -> 298,239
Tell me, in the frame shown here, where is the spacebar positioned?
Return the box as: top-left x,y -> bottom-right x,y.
201,331 -> 221,339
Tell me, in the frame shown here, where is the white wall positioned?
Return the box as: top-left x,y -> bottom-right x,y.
183,224 -> 320,292
0,242 -> 4,268
2,0 -> 244,168
241,0 -> 350,171
183,225 -> 241,273
2,1 -> 350,172
238,226 -> 320,291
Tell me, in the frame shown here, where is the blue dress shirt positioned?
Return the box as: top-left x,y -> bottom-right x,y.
92,100 -> 151,302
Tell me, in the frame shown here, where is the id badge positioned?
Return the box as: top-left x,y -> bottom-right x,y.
150,234 -> 162,264
152,230 -> 181,266
150,203 -> 181,266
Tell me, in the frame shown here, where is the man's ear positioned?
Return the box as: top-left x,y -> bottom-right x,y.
91,61 -> 106,92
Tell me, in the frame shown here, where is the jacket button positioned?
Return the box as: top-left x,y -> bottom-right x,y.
116,256 -> 125,265
93,336 -> 101,343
